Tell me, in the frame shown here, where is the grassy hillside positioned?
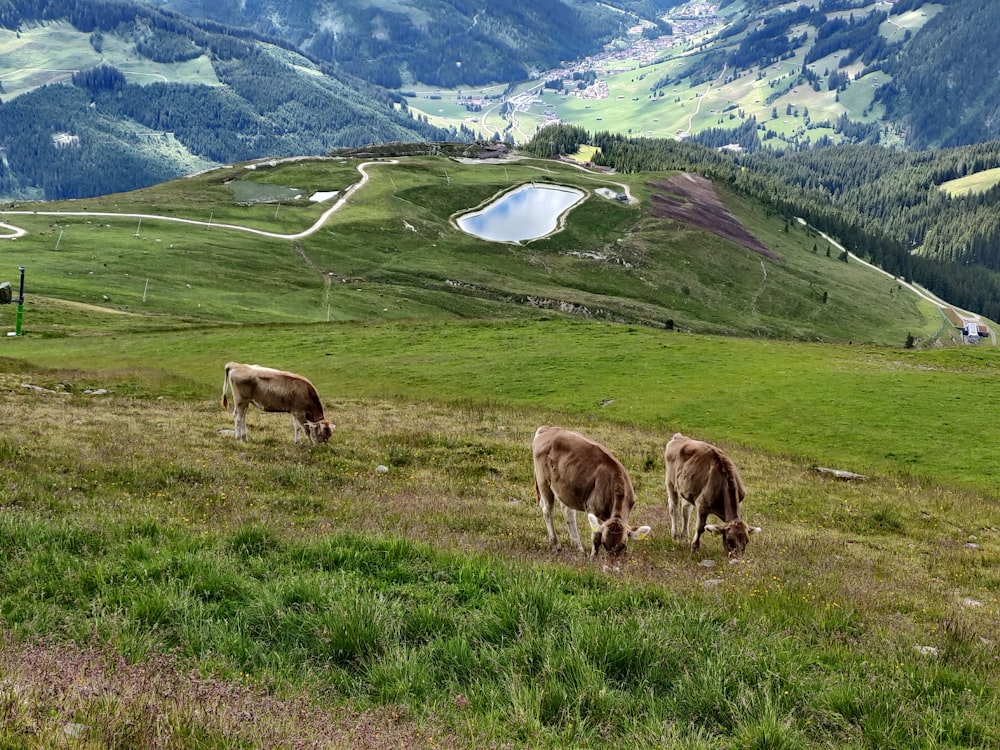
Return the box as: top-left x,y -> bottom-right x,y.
0,20 -> 222,102
0,6 -> 457,200
0,154 -> 945,344
940,166 -> 1000,197
2,154 -> 998,748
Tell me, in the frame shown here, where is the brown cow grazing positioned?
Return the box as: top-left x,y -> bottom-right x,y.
664,432 -> 760,558
532,426 -> 651,558
221,362 -> 334,444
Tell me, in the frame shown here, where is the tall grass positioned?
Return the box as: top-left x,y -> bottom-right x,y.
0,388 -> 997,748
9,319 -> 1000,494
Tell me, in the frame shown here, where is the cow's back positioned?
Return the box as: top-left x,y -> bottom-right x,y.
665,433 -> 744,518
533,426 -> 634,518
229,364 -> 322,417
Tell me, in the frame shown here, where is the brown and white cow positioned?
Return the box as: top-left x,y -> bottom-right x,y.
664,432 -> 760,558
221,362 -> 334,444
532,426 -> 651,558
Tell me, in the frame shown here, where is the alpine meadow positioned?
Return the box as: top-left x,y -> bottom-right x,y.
0,149 -> 997,749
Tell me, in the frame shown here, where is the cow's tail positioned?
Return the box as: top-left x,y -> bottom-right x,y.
221,363 -> 233,410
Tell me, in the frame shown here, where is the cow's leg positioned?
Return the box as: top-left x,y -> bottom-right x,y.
689,504 -> 706,553
292,415 -> 303,443
561,504 -> 585,552
681,500 -> 694,540
234,403 -> 249,441
666,482 -> 685,541
537,480 -> 560,549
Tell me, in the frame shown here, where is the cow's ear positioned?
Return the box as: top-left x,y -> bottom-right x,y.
750,526 -> 762,535
587,513 -> 601,532
704,524 -> 722,534
630,525 -> 652,540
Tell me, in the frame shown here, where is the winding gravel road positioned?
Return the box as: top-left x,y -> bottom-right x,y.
0,160 -> 397,241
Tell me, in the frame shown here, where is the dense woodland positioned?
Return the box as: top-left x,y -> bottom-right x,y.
526,124 -> 1000,321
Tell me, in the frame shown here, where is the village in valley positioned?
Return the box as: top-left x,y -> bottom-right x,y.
537,2 -> 722,104
447,2 -> 724,139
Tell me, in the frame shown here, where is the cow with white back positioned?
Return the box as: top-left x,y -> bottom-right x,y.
532,426 -> 651,558
221,362 -> 334,444
664,432 -> 760,559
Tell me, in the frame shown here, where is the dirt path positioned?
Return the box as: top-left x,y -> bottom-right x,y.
679,65 -> 729,138
801,219 -> 995,344
0,222 -> 27,239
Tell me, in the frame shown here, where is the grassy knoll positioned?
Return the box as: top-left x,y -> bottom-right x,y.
0,20 -> 220,102
940,166 -> 1000,197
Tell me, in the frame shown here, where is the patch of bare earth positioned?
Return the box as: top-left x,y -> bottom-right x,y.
0,636 -> 458,750
647,172 -> 782,261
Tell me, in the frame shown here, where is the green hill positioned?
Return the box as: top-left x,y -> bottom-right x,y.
0,152 -> 946,345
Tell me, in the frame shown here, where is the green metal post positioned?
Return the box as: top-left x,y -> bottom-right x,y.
15,266 -> 24,336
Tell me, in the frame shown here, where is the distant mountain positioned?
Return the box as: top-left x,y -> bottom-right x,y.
876,0 -> 1000,148
5,0 -> 1000,201
149,0 -> 1000,152
150,0 -> 676,88
0,0 -> 462,199
656,0 -> 1000,151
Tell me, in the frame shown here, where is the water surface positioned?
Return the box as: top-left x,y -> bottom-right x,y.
457,184 -> 585,242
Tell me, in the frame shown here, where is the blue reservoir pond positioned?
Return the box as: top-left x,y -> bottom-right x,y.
457,184 -> 586,242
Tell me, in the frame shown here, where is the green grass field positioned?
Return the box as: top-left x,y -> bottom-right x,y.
940,166 -> 1000,197
0,155 -> 946,343
1,154 -> 998,748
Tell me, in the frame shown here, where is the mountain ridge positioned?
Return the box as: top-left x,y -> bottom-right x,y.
0,0 -> 465,199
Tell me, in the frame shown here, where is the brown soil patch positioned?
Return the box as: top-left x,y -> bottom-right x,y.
0,636 -> 461,750
647,172 -> 782,261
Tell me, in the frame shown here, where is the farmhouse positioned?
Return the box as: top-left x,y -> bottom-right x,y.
960,321 -> 989,342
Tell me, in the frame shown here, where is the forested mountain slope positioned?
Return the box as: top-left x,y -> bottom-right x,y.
149,0 -> 1000,154
150,0 -> 675,88
0,0 -> 461,199
876,0 -> 1000,148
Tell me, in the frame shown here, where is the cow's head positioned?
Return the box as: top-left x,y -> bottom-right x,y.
305,420 -> 335,444
588,513 -> 651,557
705,520 -> 761,559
